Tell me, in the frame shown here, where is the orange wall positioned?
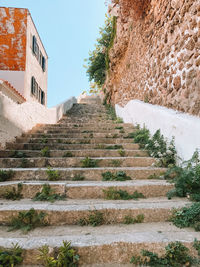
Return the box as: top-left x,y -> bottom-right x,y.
0,7 -> 27,71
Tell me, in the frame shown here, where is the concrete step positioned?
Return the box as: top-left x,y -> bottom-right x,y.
0,180 -> 174,199
39,123 -> 133,129
0,157 -> 156,168
1,167 -> 166,181
0,198 -> 189,226
6,143 -> 140,151
0,149 -> 148,158
0,222 -> 198,265
15,138 -> 134,145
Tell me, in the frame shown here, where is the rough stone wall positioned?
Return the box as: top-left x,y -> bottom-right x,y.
0,7 -> 27,71
105,0 -> 200,116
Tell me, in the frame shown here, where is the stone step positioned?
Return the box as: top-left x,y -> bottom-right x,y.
1,167 -> 166,181
6,143 -> 140,151
0,157 -> 156,168
0,149 -> 148,158
16,138 -> 134,145
0,222 -> 198,265
40,123 -> 133,129
0,198 -> 189,226
0,180 -> 174,199
22,131 -> 133,139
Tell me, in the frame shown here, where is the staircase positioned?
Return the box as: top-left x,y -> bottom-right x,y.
0,97 -> 199,266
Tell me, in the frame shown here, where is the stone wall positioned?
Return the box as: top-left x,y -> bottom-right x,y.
105,0 -> 200,116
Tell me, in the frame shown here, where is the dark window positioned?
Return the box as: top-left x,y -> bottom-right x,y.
32,36 -> 37,54
42,56 -> 46,72
31,76 -> 35,95
41,90 -> 45,105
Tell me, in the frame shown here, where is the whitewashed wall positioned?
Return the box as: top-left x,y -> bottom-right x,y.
116,100 -> 200,161
0,92 -> 76,148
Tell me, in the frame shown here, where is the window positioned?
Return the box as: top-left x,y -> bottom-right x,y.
32,35 -> 46,72
41,90 -> 45,105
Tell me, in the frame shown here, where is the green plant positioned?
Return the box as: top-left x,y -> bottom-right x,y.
193,238 -> 200,256
85,15 -> 116,87
79,140 -> 90,144
103,188 -> 145,200
8,208 -> 47,233
166,151 -> 200,201
40,137 -> 48,144
124,132 -> 135,139
2,183 -> 23,201
106,145 -> 123,150
46,167 -> 60,181
111,160 -> 121,167
112,134 -> 118,138
130,241 -> 196,266
81,157 -> 99,168
72,174 -> 85,181
41,147 -> 50,157
115,126 -> 123,130
118,149 -> 126,157
57,139 -> 62,144
170,202 -> 200,231
105,104 -> 117,121
0,170 -> 15,182
102,171 -> 131,181
124,214 -> 144,224
95,144 -> 106,149
148,173 -> 164,180
38,241 -> 79,267
19,158 -> 28,168
63,152 -> 73,157
10,151 -> 27,158
115,117 -> 123,123
0,243 -> 23,267
33,184 -> 65,203
78,210 -> 104,227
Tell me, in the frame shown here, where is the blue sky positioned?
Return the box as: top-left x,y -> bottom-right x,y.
1,0 -> 107,107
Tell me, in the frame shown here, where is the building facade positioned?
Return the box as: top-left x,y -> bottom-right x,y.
0,7 -> 48,105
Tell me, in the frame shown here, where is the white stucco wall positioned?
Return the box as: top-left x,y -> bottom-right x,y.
0,70 -> 25,96
25,13 -> 48,104
116,100 -> 200,161
0,92 -> 76,148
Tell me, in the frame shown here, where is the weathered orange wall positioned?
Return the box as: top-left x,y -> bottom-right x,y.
0,7 -> 27,71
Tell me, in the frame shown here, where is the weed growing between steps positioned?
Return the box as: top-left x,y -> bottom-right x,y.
111,159 -> 121,167
130,241 -> 200,266
166,151 -> 200,202
7,208 -> 48,233
123,214 -> 144,224
115,126 -> 124,130
2,183 -> 23,200
63,151 -> 74,157
72,174 -> 85,181
78,210 -> 104,227
81,157 -> 99,168
0,170 -> 15,182
170,202 -> 200,231
19,158 -> 28,168
194,239 -> 200,256
106,145 -> 123,150
38,241 -> 79,267
33,184 -> 66,203
10,150 -> 27,158
41,147 -> 50,157
102,171 -> 131,181
46,167 -> 61,181
0,243 -> 23,266
103,188 -> 145,200
118,149 -> 126,157
129,126 -> 177,167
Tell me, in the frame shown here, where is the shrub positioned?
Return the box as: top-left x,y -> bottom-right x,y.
38,241 -> 79,267
33,184 -> 65,203
130,241 -> 196,266
106,145 -> 123,150
166,151 -> 200,201
0,170 -> 15,182
10,151 -> 27,158
8,208 -> 48,233
170,202 -> 200,231
118,149 -> 126,157
0,243 -> 23,267
63,152 -> 73,157
72,174 -> 85,181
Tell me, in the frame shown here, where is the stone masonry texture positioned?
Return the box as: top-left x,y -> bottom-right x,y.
105,0 -> 200,116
